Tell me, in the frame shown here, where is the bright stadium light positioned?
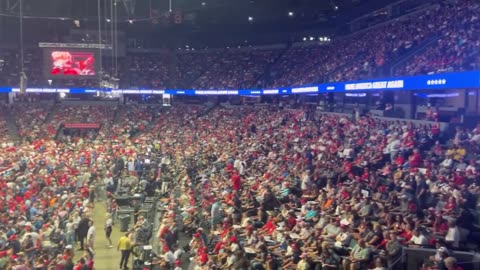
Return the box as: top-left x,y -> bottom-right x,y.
248,16 -> 253,22
309,36 -> 314,41
288,11 -> 294,17
303,37 -> 307,41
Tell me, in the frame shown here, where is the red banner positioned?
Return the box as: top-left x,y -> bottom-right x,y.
64,123 -> 100,129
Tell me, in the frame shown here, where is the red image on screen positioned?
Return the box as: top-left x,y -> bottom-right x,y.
50,51 -> 96,76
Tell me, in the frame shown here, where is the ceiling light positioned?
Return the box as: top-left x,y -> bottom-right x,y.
106,18 -> 111,23
288,11 -> 294,17
309,36 -> 314,41
334,6 -> 339,11
128,20 -> 133,24
319,37 -> 324,41
201,2 -> 206,6
248,16 -> 253,22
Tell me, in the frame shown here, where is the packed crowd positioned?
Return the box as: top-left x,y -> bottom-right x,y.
0,101 -> 479,270
192,48 -> 283,90
12,103 -> 52,141
154,106 -> 479,270
174,51 -> 224,89
394,1 -> 480,76
119,54 -> 171,89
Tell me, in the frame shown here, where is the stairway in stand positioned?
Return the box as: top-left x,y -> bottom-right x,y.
3,107 -> 20,141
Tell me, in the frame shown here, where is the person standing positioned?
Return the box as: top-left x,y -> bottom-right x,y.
77,215 -> 90,250
105,213 -> 113,248
87,220 -> 96,251
66,217 -> 75,246
118,232 -> 133,270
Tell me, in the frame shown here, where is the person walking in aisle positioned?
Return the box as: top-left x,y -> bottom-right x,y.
118,232 -> 133,270
77,214 -> 90,250
105,213 -> 113,248
86,220 -> 96,251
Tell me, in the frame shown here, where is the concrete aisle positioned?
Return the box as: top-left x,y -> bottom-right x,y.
75,203 -> 125,270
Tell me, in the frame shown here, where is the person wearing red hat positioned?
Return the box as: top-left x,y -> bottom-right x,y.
173,259 -> 182,270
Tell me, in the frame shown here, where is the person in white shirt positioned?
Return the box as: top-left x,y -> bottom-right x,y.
105,214 -> 113,248
466,160 -> 477,173
300,171 -> 311,191
409,229 -> 428,246
164,249 -> 176,266
385,136 -> 401,162
87,220 -> 96,250
335,225 -> 352,247
440,157 -> 453,169
445,220 -> 460,248
173,245 -> 184,260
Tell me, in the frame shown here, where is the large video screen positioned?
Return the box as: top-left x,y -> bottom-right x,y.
44,49 -> 98,78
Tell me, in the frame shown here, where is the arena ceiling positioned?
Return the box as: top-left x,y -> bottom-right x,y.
1,0 -> 398,28
0,0 -> 399,47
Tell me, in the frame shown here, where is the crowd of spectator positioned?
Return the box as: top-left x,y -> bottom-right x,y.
12,103 -> 51,141
0,101 -> 479,270
119,54 -> 170,89
174,50 -> 224,89
395,1 -> 480,76
192,48 -> 283,90
153,106 -> 480,270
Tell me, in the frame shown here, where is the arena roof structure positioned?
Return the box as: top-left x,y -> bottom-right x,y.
0,0 -> 403,46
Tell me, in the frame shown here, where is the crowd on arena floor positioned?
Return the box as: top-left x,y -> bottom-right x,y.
0,100 -> 479,270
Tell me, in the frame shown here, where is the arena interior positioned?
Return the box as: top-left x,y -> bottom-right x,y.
0,0 -> 480,269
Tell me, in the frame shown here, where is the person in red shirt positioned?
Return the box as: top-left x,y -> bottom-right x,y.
286,212 -> 297,231
231,171 -> 241,191
73,258 -> 87,270
453,171 -> 465,186
409,149 -> 422,168
433,215 -> 449,235
197,250 -> 208,266
443,197 -> 457,214
260,217 -> 276,235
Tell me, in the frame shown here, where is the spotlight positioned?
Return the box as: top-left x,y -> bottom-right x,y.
309,36 -> 314,41
303,37 -> 307,41
288,11 -> 294,17
128,20 -> 133,24
202,2 -> 206,6
248,16 -> 253,22
106,18 -> 111,23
